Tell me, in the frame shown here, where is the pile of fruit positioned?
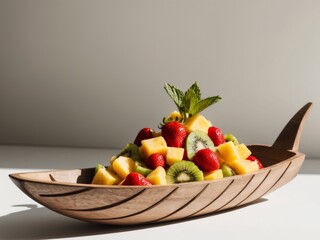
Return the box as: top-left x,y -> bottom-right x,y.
92,82 -> 263,186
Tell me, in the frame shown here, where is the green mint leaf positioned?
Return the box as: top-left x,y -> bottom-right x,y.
188,82 -> 201,101
184,86 -> 198,114
164,83 -> 184,111
163,82 -> 222,123
189,96 -> 221,115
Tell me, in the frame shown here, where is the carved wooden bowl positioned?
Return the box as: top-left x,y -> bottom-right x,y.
9,103 -> 312,225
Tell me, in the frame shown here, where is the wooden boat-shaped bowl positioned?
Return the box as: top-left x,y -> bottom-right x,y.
10,103 -> 313,225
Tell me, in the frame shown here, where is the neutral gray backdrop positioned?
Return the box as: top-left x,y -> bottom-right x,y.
1,0 -> 319,158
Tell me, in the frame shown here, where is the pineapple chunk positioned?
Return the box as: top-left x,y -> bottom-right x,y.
107,156 -> 117,172
165,111 -> 182,123
228,159 -> 259,175
92,166 -> 121,185
215,150 -> 225,165
146,166 -> 167,185
139,136 -> 168,158
152,131 -> 162,137
112,156 -> 135,179
203,169 -> 223,180
166,147 -> 185,166
184,114 -> 212,133
217,141 -> 240,163
236,144 -> 252,159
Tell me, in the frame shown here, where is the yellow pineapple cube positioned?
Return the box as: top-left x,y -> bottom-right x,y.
146,166 -> 167,185
152,131 -> 162,137
139,136 -> 168,158
166,147 -> 185,166
92,166 -> 121,185
164,111 -> 182,123
228,159 -> 259,175
215,150 -> 225,164
217,141 -> 240,163
236,144 -> 252,159
203,169 -> 223,180
107,156 -> 117,172
184,114 -> 212,133
107,164 -> 114,173
112,156 -> 135,179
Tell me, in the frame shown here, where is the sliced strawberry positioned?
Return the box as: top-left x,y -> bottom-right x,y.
193,148 -> 220,172
134,128 -> 154,147
122,172 -> 152,186
247,155 -> 264,169
145,153 -> 166,169
161,121 -> 188,148
208,126 -> 225,146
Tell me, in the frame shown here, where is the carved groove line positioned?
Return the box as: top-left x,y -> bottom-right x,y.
63,188 -> 147,211
153,183 -> 210,222
214,174 -> 255,212
235,169 -> 272,207
257,161 -> 292,199
39,188 -> 91,197
186,179 -> 235,218
83,187 -> 179,221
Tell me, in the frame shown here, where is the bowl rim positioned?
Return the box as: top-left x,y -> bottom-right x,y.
9,144 -> 304,189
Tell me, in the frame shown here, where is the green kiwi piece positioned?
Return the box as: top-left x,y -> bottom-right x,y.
135,163 -> 152,177
186,130 -> 215,160
95,164 -> 105,174
221,163 -> 236,177
166,160 -> 204,184
117,143 -> 152,176
117,143 -> 144,165
224,133 -> 239,145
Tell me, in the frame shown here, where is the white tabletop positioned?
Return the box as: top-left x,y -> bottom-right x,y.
1,145 -> 320,240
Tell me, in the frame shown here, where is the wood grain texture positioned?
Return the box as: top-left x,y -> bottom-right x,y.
9,103 -> 313,225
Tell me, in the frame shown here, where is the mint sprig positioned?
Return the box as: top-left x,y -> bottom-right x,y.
164,82 -> 221,122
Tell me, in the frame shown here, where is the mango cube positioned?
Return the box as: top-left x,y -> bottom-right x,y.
184,114 -> 212,133
146,166 -> 167,185
228,159 -> 259,175
203,169 -> 223,180
139,136 -> 168,158
236,144 -> 252,159
112,156 -> 135,179
217,141 -> 240,163
92,166 -> 121,185
166,147 -> 185,166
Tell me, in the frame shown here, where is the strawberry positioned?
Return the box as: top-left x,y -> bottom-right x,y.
208,126 -> 225,146
193,148 -> 220,172
122,172 -> 152,186
145,153 -> 166,169
134,128 -> 154,147
161,121 -> 188,148
183,149 -> 189,160
247,155 -> 264,169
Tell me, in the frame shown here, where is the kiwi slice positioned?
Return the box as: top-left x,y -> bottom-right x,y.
166,160 -> 204,184
186,130 -> 215,160
224,133 -> 239,145
117,143 -> 144,165
117,143 -> 151,175
221,163 -> 236,177
94,164 -> 105,174
135,164 -> 152,177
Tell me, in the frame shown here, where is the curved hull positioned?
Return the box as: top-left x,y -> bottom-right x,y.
10,145 -> 304,225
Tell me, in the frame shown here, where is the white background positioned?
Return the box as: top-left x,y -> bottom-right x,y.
0,0 -> 319,157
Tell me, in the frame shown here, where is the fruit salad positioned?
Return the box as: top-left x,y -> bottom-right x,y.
92,82 -> 263,186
